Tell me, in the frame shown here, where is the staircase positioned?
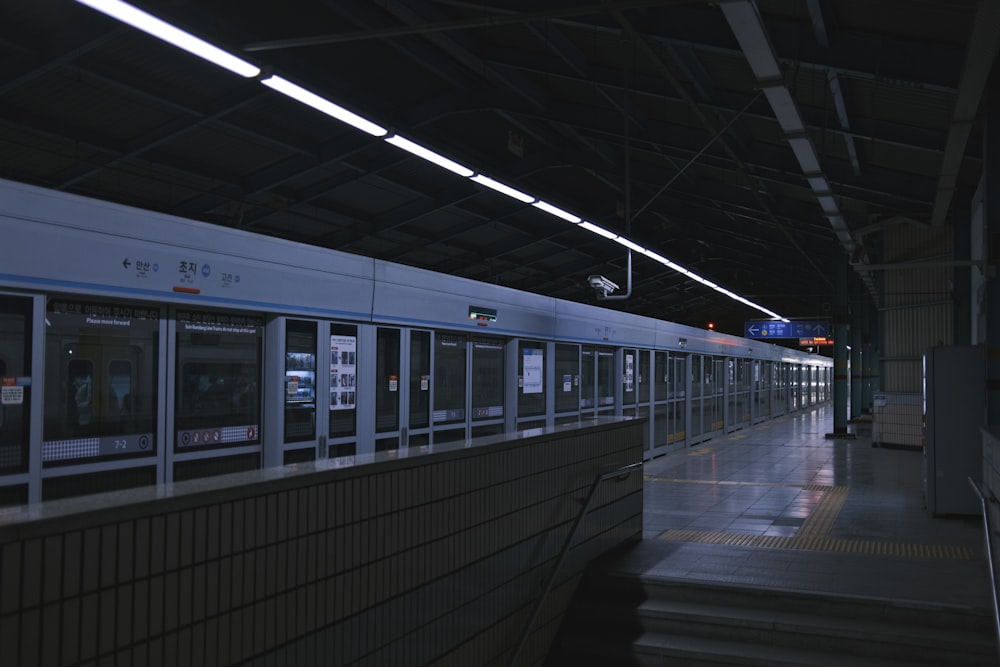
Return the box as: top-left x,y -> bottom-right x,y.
545,571 -> 996,666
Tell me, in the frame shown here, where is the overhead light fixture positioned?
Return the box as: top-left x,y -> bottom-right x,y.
385,135 -> 474,177
807,176 -> 830,193
787,136 -> 822,173
75,0 -> 260,78
261,75 -> 387,137
532,200 -> 581,223
719,1 -> 783,81
470,175 -> 535,203
816,194 -> 838,214
762,86 -> 805,134
578,221 -> 618,240
615,237 -> 645,254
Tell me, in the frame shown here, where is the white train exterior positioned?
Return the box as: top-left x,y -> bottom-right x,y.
0,178 -> 831,505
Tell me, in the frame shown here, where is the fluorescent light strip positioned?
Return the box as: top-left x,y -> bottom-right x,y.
76,0 -> 260,78
470,175 -> 535,203
385,135 -> 474,177
76,0 -> 788,323
615,237 -> 645,254
578,221 -> 618,240
261,75 -> 387,137
532,200 -> 581,223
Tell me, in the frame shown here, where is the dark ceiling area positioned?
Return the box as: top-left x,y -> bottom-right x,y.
1,0 -> 995,336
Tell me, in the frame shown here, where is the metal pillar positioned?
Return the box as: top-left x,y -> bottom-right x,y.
850,311 -> 862,420
827,250 -> 854,438
862,298 -> 879,412
987,63 -> 1000,426
954,204 -> 973,345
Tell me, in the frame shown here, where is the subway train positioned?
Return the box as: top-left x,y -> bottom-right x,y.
0,177 -> 831,505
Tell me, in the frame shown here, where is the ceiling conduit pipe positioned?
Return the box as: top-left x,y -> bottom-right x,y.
601,54 -> 635,301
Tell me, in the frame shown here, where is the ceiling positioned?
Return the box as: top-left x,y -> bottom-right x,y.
1,0 -> 996,336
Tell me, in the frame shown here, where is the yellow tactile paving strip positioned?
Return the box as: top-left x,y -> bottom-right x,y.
650,478 -> 972,560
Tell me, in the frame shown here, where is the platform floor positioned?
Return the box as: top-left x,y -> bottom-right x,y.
610,404 -> 992,609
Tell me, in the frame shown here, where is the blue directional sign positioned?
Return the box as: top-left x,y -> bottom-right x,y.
744,320 -> 830,339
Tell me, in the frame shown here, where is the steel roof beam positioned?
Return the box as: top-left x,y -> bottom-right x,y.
930,0 -> 1000,225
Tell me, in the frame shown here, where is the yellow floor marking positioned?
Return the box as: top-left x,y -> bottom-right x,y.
653,479 -> 971,560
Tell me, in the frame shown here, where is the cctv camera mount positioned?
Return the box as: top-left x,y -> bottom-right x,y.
588,274 -> 619,299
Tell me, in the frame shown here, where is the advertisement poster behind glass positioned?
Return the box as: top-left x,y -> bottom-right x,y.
330,335 -> 357,410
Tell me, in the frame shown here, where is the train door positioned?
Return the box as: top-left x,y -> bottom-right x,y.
579,345 -> 616,417
430,333 -> 506,444
651,351 -> 686,457
514,339 -> 547,431
374,327 -> 403,453
622,348 -> 638,418
553,343 -> 580,426
668,353 -> 687,451
707,356 -> 726,438
689,355 -> 704,442
265,318 -> 362,466
0,295 -> 34,506
634,349 -> 651,453
41,298 -> 162,500
170,309 -> 264,481
730,357 -> 751,431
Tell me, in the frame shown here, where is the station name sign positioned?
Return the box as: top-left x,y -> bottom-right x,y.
744,320 -> 830,339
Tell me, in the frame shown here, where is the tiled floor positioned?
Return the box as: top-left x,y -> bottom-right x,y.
606,404 -> 993,609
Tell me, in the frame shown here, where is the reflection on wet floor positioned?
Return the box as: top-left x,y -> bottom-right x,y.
608,404 -> 991,607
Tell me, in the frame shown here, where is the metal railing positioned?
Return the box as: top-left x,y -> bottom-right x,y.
509,461 -> 643,667
969,477 -> 1000,666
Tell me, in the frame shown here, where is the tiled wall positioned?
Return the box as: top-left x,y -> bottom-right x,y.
0,420 -> 644,667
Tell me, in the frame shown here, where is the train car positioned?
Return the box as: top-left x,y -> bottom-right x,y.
0,177 -> 832,505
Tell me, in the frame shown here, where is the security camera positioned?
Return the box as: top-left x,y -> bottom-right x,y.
588,274 -> 619,298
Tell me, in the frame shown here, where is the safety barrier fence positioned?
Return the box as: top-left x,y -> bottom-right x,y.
0,418 -> 645,667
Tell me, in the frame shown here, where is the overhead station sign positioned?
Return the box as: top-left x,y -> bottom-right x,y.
744,320 -> 830,339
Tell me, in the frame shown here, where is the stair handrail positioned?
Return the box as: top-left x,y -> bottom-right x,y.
969,477 -> 1000,666
509,460 -> 643,667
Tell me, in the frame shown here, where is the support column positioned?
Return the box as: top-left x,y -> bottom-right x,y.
827,250 -> 854,438
850,310 -> 862,420
862,298 -> 879,412
954,204 -> 972,345
987,63 -> 1000,426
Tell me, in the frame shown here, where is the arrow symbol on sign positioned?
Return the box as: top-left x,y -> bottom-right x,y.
122,258 -> 131,269
748,325 -> 759,335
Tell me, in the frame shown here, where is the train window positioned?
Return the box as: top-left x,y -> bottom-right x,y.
175,310 -> 262,450
67,359 -> 94,426
518,341 -> 545,418
376,328 -> 400,433
434,334 -> 466,424
0,296 -> 31,476
471,337 -> 503,421
328,323 -> 357,439
43,300 -> 158,465
409,331 -> 430,429
285,320 -> 317,443
554,344 -> 578,414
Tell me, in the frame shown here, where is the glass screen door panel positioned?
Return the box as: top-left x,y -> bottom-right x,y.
0,296 -> 32,498
284,320 -> 317,445
375,328 -> 401,452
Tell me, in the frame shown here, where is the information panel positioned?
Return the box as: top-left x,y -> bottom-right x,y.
744,320 -> 830,339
